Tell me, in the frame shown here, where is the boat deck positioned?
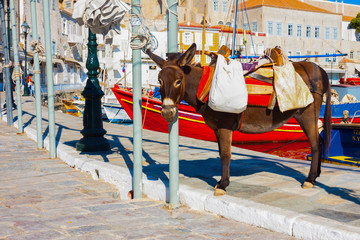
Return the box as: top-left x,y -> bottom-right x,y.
2,94 -> 360,238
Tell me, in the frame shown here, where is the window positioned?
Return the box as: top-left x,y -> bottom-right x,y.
206,33 -> 213,46
276,22 -> 282,36
306,25 -> 311,38
267,21 -> 273,35
296,25 -> 302,37
288,24 -> 293,36
195,32 -> 202,47
357,51 -> 360,59
314,26 -> 320,38
195,55 -> 201,63
333,55 -> 336,63
219,35 -> 226,47
182,32 -> 193,45
325,27 -> 330,40
350,51 -> 354,59
222,1 -> 227,13
52,41 -> 56,56
288,50 -> 292,56
52,0 -> 56,10
29,34 -> 33,51
251,22 -> 257,32
333,27 -> 338,40
257,44 -> 264,55
325,53 -> 330,63
243,23 -> 249,30
213,0 -> 219,11
225,22 -> 231,27
206,55 -> 211,63
65,1 -> 72,8
218,21 -> 224,25
62,19 -> 68,35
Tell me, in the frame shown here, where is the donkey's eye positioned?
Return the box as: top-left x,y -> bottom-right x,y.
158,78 -> 163,86
174,79 -> 182,87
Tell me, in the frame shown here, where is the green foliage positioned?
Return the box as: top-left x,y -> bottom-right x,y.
349,13 -> 360,33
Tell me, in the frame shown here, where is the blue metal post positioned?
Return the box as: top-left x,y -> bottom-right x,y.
9,0 -> 23,133
0,0 -> 13,124
131,0 -> 143,199
42,0 -> 56,158
167,0 -> 180,209
30,0 -> 43,149
232,0 -> 239,56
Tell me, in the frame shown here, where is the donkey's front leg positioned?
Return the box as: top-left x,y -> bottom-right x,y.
214,128 -> 233,196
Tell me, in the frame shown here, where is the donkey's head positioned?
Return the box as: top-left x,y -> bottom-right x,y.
147,43 -> 196,122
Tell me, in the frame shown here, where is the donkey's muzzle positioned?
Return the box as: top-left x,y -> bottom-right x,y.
161,105 -> 177,122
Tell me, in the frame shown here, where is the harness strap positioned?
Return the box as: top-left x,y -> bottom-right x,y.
238,112 -> 245,131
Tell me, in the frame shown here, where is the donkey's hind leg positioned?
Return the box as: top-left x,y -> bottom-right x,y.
295,106 -> 322,189
214,128 -> 233,196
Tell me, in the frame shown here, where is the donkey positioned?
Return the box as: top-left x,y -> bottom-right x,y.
147,43 -> 331,196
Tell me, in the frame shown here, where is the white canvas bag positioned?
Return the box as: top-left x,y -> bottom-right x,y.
208,54 -> 248,113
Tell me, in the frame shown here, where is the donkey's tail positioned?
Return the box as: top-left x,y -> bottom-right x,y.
320,67 -> 332,156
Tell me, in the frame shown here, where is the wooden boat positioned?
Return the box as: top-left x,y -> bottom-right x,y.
322,101 -> 360,124
112,85 -> 305,151
322,123 -> 360,167
112,85 -> 360,154
103,103 -> 132,123
340,77 -> 360,86
62,100 -> 82,117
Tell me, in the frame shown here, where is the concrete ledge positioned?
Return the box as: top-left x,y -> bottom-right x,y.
3,115 -> 360,240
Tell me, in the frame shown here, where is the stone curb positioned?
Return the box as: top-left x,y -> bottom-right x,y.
3,116 -> 360,240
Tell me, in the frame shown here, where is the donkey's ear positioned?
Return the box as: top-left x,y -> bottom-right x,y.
178,43 -> 196,67
146,49 -> 165,69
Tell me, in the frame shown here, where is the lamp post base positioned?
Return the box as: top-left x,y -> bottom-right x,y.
76,136 -> 110,152
75,87 -> 111,153
23,85 -> 30,96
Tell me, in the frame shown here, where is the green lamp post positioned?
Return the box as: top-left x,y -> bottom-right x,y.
76,29 -> 110,152
21,20 -> 30,96
3,0 -> 16,109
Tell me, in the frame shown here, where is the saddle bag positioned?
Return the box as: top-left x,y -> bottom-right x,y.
208,54 -> 248,113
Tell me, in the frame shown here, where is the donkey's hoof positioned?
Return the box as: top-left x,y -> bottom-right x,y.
214,188 -> 226,196
302,181 -> 314,189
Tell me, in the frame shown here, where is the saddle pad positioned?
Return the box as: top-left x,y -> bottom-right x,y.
197,66 -> 215,103
246,78 -> 274,107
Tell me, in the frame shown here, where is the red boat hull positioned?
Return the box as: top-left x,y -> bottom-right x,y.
112,85 -> 309,152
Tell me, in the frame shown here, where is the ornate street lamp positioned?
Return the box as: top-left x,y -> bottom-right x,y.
76,29 -> 110,152
21,20 -> 30,96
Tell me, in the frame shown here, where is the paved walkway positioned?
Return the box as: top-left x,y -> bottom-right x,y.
0,111 -> 294,239
1,94 -> 360,239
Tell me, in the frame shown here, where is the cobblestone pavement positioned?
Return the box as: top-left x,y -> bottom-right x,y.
0,119 -> 295,239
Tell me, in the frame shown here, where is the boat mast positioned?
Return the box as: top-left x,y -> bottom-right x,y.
232,0 -> 239,56
201,3 -> 207,66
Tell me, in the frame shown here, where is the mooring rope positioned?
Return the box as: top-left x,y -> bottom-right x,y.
163,0 -> 178,20
31,40 -> 45,54
129,4 -> 156,52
